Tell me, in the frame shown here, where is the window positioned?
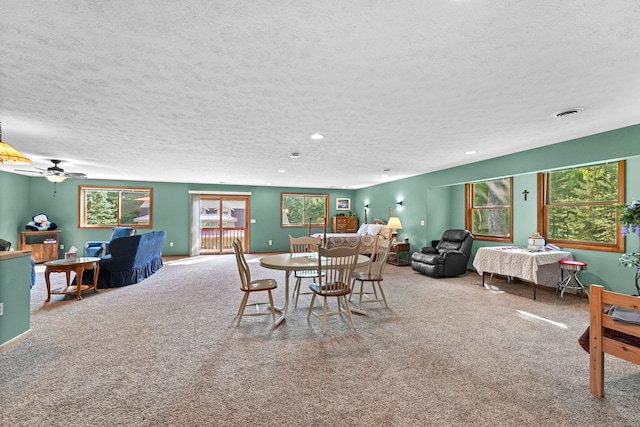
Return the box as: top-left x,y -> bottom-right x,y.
281,193 -> 328,227
79,186 -> 152,228
538,161 -> 624,252
465,178 -> 513,242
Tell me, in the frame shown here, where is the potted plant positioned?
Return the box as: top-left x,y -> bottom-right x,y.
618,200 -> 640,295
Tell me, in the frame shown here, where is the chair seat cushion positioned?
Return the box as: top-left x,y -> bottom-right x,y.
309,282 -> 350,296
247,279 -> 277,291
411,252 -> 444,265
295,270 -> 324,278
352,272 -> 383,281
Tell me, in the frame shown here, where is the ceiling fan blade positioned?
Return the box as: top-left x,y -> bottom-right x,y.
66,172 -> 87,178
14,169 -> 44,174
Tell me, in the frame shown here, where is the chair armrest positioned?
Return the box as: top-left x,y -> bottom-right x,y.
83,243 -> 107,258
85,241 -> 107,247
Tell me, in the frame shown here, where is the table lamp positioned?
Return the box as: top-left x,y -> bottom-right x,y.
387,216 -> 403,241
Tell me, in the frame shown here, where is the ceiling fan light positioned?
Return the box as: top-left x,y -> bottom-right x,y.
46,174 -> 66,183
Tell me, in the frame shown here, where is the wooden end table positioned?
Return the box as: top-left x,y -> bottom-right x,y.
44,257 -> 101,302
388,242 -> 411,266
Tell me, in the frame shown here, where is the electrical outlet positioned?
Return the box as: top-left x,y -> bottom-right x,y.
0,302 -> 3,316
170,242 -> 174,247
420,220 -> 425,226
60,244 -> 65,250
269,240 -> 272,246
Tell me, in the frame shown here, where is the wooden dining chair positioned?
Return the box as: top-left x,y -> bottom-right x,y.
289,235 -> 323,307
232,239 -> 278,326
307,243 -> 360,334
351,237 -> 392,313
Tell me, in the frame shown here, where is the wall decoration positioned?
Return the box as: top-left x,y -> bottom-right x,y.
336,198 -> 351,211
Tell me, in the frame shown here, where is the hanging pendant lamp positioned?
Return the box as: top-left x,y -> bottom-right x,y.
0,122 -> 32,165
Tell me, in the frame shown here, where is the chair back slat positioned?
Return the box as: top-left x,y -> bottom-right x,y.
368,237 -> 392,277
232,239 -> 251,290
317,244 -> 360,294
289,235 -> 321,254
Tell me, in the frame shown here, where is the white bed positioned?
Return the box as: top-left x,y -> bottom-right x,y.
312,220 -> 390,255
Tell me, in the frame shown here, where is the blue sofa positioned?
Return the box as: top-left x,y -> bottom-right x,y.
83,227 -> 137,258
81,231 -> 166,288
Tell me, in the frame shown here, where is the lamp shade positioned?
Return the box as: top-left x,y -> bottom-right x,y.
0,122 -> 31,165
387,216 -> 403,230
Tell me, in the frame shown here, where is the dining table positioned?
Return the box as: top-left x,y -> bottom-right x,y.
259,252 -> 371,326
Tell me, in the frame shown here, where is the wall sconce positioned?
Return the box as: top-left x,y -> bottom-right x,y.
396,201 -> 403,207
364,204 -> 369,209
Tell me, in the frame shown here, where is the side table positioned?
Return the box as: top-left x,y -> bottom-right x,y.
388,242 -> 411,266
44,257 -> 101,302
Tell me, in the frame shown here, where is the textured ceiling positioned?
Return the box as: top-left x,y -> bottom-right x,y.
1,1 -> 639,189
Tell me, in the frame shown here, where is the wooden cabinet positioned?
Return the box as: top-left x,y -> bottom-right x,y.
332,216 -> 358,233
18,230 -> 61,263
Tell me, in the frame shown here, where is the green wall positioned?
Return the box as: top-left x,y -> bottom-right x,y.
0,172 -> 31,246
0,174 -> 355,256
355,123 -> 640,294
0,253 -> 31,348
1,123 -> 640,293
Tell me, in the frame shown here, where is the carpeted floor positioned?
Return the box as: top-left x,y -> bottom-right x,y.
1,254 -> 639,426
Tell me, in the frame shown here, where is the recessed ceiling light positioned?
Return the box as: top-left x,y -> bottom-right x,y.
289,152 -> 300,159
465,151 -> 476,155
311,133 -> 323,140
277,169 -> 286,173
553,108 -> 584,118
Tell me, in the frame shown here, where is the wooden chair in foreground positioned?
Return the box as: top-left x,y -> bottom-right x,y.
232,239 -> 278,327
307,244 -> 360,334
589,284 -> 640,397
289,235 -> 324,307
351,237 -> 392,313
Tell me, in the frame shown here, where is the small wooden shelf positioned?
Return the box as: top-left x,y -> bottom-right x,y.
18,230 -> 60,263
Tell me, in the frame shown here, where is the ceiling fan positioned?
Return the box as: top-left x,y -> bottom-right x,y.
16,159 -> 87,183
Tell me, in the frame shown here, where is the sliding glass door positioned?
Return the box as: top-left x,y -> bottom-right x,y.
191,195 -> 249,255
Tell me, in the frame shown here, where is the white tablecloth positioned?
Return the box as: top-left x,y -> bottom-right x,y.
472,246 -> 573,287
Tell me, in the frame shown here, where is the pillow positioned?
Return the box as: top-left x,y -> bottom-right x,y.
368,224 -> 384,236
357,224 -> 369,235
379,227 -> 392,239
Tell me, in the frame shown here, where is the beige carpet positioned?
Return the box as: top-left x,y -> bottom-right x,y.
1,254 -> 639,426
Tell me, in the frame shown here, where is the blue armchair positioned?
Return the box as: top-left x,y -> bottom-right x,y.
83,227 -> 136,257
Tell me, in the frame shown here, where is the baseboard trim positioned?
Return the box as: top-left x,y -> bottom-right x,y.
0,329 -> 33,353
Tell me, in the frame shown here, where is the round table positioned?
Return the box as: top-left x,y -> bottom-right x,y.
44,257 -> 101,301
259,252 -> 370,326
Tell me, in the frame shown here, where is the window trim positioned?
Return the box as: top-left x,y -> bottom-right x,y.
79,185 -> 153,229
465,177 -> 513,243
537,160 -> 625,253
280,192 -> 329,228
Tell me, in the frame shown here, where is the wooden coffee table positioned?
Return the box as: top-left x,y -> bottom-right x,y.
44,257 -> 101,301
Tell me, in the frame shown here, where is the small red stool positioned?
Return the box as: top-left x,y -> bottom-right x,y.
558,259 -> 589,300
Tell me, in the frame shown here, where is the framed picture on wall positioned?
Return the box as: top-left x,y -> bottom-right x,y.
336,198 -> 351,211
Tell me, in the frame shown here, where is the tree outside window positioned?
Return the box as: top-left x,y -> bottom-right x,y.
80,186 -> 152,228
465,178 -> 513,242
281,193 -> 328,227
538,161 -> 624,251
